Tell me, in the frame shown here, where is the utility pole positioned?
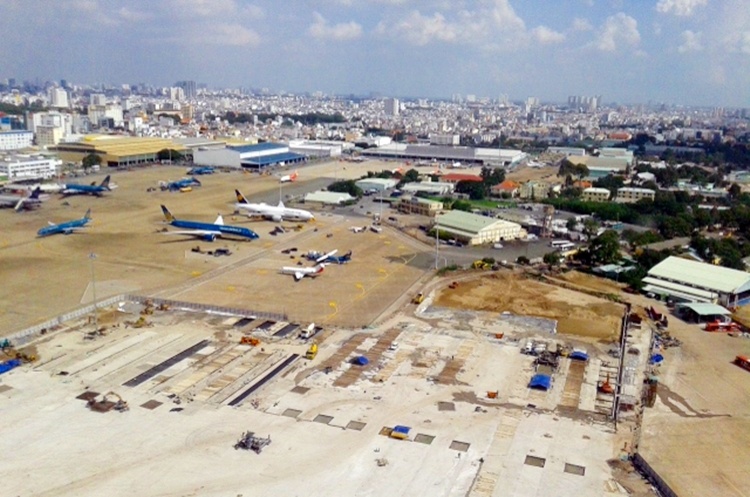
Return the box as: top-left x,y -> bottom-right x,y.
89,252 -> 98,334
435,216 -> 440,270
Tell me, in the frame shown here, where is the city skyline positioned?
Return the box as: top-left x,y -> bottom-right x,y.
1,0 -> 749,107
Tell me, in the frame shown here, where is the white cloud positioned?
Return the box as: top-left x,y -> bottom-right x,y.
308,12 -> 363,41
678,30 -> 703,52
378,11 -> 457,45
164,22 -> 261,46
117,7 -> 152,22
656,0 -> 707,17
595,12 -> 640,51
531,26 -> 565,44
572,18 -> 593,31
169,0 -> 262,19
375,0 -> 531,49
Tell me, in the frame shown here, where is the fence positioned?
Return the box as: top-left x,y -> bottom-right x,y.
6,294 -> 288,347
631,453 -> 679,497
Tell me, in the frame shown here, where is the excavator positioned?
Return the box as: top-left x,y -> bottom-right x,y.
87,391 -> 129,413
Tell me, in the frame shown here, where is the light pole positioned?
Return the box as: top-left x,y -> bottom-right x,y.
434,214 -> 440,270
89,252 -> 98,333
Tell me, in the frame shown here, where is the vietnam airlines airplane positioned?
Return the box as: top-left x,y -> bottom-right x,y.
61,175 -> 112,196
160,205 -> 259,242
281,263 -> 325,281
279,170 -> 298,183
234,190 -> 314,222
37,209 -> 91,237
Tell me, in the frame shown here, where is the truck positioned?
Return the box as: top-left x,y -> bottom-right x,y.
734,355 -> 750,372
300,323 -> 317,339
305,343 -> 318,360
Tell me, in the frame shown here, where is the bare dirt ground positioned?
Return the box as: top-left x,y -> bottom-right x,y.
433,271 -> 623,341
554,270 -> 626,295
637,297 -> 750,497
506,164 -> 559,183
0,160 -> 427,335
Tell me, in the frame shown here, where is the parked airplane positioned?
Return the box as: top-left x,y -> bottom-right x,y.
279,170 -> 298,183
320,250 -> 352,264
37,209 -> 91,237
4,183 -> 63,194
160,177 -> 202,191
350,226 -> 365,233
0,187 -> 44,211
61,175 -> 112,196
187,166 -> 216,175
160,205 -> 259,242
234,189 -> 314,222
281,263 -> 325,281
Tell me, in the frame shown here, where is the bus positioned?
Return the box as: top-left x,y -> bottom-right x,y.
549,240 -> 575,251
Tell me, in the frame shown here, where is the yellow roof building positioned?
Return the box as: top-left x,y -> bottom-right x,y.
51,135 -> 187,167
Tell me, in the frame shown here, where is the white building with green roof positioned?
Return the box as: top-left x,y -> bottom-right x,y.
435,210 -> 523,245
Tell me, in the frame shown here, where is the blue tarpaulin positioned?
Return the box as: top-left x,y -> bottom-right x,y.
529,374 -> 552,390
353,356 -> 369,366
650,354 -> 664,364
570,350 -> 589,361
0,359 -> 21,375
393,425 -> 411,434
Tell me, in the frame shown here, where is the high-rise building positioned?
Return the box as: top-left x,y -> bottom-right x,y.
49,88 -> 69,108
176,80 -> 197,99
90,93 -> 106,106
384,97 -> 399,116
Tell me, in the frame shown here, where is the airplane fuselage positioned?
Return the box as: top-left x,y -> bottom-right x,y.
169,219 -> 258,240
236,203 -> 314,221
37,218 -> 89,237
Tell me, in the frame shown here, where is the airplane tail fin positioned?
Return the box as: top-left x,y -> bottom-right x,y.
235,189 -> 249,204
29,187 -> 41,199
160,205 -> 175,222
83,208 -> 92,220
193,178 -> 202,187
291,171 -> 298,181
101,175 -> 111,189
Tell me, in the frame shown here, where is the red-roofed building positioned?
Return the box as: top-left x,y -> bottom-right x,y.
441,173 -> 483,184
491,180 -> 520,197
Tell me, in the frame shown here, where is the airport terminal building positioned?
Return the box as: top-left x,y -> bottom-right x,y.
362,143 -> 526,167
643,256 -> 750,307
193,143 -> 306,170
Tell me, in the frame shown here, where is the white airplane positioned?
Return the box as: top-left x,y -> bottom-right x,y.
279,170 -> 298,183
234,189 -> 314,222
5,183 -> 63,194
350,226 -> 365,233
281,263 -> 326,281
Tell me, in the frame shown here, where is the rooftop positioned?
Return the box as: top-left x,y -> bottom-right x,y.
647,256 -> 750,294
436,210 -> 518,235
230,142 -> 286,154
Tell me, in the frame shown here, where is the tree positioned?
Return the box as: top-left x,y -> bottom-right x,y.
543,252 -> 561,267
480,166 -> 505,187
582,218 -> 599,240
156,149 -> 184,162
82,153 -> 101,170
585,230 -> 621,265
516,255 -> 530,265
401,168 -> 419,183
729,183 -> 742,199
566,218 -> 578,231
328,180 -> 363,198
455,180 -> 486,200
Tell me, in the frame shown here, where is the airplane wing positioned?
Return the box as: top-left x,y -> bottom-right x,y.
316,249 -> 338,263
163,230 -> 219,240
62,226 -> 88,234
14,198 -> 25,212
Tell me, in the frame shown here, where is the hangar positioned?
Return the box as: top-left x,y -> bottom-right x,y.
643,256 -> 750,307
434,210 -> 523,246
193,143 -> 306,170
52,135 -> 187,167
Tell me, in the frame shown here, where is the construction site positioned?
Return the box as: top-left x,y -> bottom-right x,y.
1,161 -> 749,496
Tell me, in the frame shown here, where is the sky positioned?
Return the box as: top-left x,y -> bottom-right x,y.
1,0 -> 749,107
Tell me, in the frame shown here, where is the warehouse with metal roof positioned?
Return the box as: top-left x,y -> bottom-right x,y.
434,210 -> 523,246
643,256 -> 750,307
193,142 -> 306,170
361,143 -> 525,166
52,135 -> 187,167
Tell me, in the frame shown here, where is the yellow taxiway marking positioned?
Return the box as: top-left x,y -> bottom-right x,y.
191,271 -> 202,277
256,269 -> 268,275
226,286 -> 235,292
